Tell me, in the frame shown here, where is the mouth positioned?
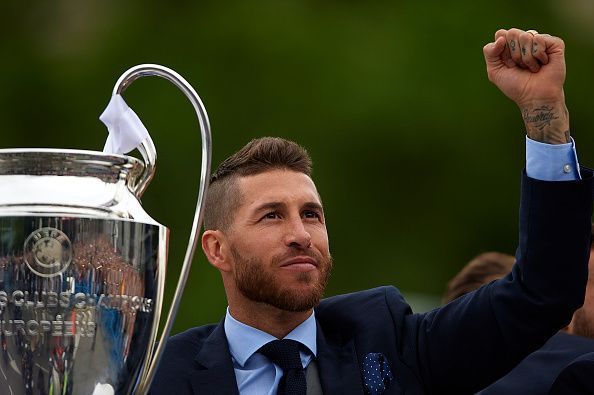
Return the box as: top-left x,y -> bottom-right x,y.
280,256 -> 318,271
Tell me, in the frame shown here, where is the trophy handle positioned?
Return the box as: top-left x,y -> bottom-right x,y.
112,64 -> 212,394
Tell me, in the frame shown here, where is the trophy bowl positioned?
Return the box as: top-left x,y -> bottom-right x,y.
0,65 -> 211,395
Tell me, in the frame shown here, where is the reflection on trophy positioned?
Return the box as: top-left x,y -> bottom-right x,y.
0,65 -> 211,394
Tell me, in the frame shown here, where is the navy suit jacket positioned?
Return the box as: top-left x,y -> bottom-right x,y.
477,332 -> 594,394
150,172 -> 594,394
549,351 -> 594,394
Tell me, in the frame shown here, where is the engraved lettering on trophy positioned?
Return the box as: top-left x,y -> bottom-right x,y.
46,291 -> 58,307
13,290 -> 24,307
40,320 -> 51,334
1,320 -> 13,336
0,289 -> 153,314
142,298 -> 153,313
28,290 -> 45,308
63,320 -> 75,337
52,315 -> 63,336
131,295 -> 141,311
0,291 -> 7,308
13,320 -> 26,336
23,227 -> 72,278
24,290 -> 36,308
27,320 -> 40,336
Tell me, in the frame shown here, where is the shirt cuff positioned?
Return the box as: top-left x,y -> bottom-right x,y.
526,135 -> 581,181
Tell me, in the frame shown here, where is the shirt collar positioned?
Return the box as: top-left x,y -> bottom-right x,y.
224,307 -> 317,368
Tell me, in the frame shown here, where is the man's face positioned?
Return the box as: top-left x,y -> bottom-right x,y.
225,169 -> 332,312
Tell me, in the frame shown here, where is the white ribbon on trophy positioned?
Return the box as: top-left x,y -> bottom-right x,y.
100,94 -> 151,155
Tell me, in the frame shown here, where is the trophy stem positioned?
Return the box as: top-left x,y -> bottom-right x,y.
112,64 -> 212,395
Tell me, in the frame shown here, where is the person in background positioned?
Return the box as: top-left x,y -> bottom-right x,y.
546,226 -> 594,395
442,252 -> 515,304
443,243 -> 594,395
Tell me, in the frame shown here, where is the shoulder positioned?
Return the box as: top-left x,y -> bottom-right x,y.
158,324 -> 218,367
480,334 -> 594,394
318,286 -> 408,308
546,332 -> 594,350
165,325 -> 218,351
150,324 -> 218,393
316,286 -> 412,332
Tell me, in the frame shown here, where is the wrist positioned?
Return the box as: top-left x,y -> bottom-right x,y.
520,99 -> 570,144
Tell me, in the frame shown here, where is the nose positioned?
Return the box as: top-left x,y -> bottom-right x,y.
284,217 -> 312,249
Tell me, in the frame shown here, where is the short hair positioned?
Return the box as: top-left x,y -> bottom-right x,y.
442,252 -> 515,304
204,137 -> 313,231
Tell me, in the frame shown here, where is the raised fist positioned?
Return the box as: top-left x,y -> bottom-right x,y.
483,29 -> 569,144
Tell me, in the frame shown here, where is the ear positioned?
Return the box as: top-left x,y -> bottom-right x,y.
202,230 -> 232,272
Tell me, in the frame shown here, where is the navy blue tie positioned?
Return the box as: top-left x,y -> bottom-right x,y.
259,339 -> 307,395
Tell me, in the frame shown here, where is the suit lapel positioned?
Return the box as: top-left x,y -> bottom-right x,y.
191,322 -> 240,395
315,321 -> 364,395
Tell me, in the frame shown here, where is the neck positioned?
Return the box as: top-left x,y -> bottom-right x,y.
228,300 -> 313,339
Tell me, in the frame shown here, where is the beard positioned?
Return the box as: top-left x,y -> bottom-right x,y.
571,307 -> 594,339
231,246 -> 333,312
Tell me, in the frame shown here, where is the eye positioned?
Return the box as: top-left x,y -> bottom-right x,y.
303,210 -> 321,220
262,211 -> 280,220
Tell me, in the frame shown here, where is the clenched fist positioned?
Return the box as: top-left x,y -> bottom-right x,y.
483,28 -> 570,144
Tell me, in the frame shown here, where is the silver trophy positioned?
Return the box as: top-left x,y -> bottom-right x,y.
0,65 -> 211,394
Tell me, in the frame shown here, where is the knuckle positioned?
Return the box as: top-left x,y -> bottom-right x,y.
495,29 -> 507,38
508,28 -> 521,35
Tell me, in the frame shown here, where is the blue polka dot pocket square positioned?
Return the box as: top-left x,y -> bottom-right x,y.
363,352 -> 394,395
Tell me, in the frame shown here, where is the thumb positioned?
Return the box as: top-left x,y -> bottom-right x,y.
483,36 -> 506,68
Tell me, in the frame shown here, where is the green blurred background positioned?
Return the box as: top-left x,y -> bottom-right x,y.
1,0 -> 594,334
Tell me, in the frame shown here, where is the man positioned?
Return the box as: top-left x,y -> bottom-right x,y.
150,29 -> 594,394
442,249 -> 594,394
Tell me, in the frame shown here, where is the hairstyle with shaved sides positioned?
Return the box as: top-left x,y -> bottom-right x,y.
203,137 -> 313,231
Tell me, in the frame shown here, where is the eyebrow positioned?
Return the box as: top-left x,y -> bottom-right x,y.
252,201 -> 324,214
302,202 -> 324,213
253,202 -> 285,213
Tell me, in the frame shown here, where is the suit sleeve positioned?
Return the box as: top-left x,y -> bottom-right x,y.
403,170 -> 594,394
549,352 -> 594,394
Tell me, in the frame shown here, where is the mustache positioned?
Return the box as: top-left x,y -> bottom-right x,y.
271,249 -> 332,267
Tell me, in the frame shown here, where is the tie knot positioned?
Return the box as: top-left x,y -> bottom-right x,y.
258,339 -> 303,371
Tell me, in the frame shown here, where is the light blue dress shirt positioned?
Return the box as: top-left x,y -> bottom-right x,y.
224,136 -> 581,394
225,308 -> 317,395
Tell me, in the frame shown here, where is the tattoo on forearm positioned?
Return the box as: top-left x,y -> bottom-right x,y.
510,40 -> 516,52
522,105 -> 570,143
